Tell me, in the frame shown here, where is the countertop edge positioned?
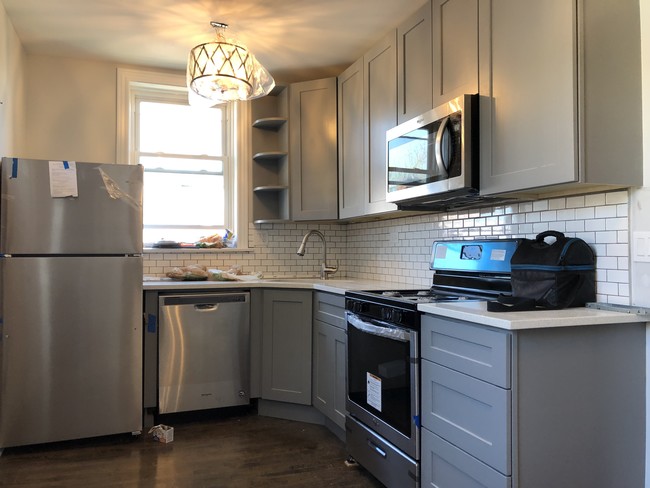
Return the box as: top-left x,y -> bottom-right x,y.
142,279 -> 647,330
418,301 -> 648,330
142,278 -> 418,294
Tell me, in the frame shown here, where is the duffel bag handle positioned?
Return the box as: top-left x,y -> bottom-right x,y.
536,230 -> 565,243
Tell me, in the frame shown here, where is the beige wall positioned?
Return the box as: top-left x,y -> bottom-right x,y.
20,55 -> 118,162
0,1 -> 25,157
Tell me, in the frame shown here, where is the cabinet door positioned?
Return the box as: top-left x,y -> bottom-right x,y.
479,0 -> 577,195
338,58 -> 366,219
290,78 -> 338,220
432,0 -> 479,106
364,31 -> 399,215
261,290 -> 313,404
397,0 -> 433,123
421,429 -> 511,488
421,360 -> 511,475
312,320 -> 347,429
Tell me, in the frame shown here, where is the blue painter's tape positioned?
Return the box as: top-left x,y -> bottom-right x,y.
10,158 -> 18,178
413,415 -> 421,428
63,160 -> 69,169
147,314 -> 157,333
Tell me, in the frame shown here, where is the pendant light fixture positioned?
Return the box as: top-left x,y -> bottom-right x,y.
187,21 -> 275,104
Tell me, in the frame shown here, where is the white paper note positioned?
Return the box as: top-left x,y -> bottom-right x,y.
367,372 -> 382,412
49,160 -> 78,198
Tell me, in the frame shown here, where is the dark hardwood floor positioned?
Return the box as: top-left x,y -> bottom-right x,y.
0,409 -> 384,488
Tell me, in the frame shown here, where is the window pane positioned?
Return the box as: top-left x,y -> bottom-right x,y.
143,171 -> 225,227
140,156 -> 223,174
139,101 -> 223,156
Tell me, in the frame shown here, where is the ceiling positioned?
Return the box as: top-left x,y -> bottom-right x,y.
2,0 -> 428,82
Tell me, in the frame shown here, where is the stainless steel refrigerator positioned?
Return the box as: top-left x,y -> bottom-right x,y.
0,157 -> 143,448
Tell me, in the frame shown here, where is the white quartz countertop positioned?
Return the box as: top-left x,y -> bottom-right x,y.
144,277 -> 647,330
418,300 -> 648,330
143,277 -> 419,295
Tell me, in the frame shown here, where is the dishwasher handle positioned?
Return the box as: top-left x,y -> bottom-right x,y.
160,293 -> 249,307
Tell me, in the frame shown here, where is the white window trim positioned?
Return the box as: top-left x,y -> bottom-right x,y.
116,67 -> 250,251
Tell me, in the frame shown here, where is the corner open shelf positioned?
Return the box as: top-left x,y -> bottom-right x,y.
251,86 -> 290,224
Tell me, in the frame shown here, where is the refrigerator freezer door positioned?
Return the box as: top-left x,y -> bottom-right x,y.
0,256 -> 143,448
0,158 -> 143,255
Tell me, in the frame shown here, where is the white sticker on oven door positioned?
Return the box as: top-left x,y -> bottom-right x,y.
367,372 -> 382,412
490,248 -> 507,261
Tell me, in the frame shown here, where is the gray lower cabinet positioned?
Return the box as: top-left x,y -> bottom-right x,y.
261,289 -> 313,404
420,314 -> 645,488
311,292 -> 347,429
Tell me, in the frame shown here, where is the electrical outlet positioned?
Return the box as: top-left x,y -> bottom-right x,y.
632,231 -> 650,262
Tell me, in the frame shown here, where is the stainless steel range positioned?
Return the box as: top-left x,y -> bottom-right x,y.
344,239 -> 520,488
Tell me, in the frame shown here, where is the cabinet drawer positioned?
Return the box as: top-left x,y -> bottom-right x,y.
313,292 -> 345,329
421,360 -> 511,475
421,315 -> 511,388
421,428 -> 511,488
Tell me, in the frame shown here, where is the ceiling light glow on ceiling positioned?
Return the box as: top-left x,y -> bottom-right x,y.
187,21 -> 275,104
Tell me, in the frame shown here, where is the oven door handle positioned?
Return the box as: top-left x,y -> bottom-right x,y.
346,313 -> 410,342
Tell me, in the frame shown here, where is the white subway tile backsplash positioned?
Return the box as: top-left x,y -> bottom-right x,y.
142,190 -> 631,304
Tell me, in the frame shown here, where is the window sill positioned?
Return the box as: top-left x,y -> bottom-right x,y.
143,247 -> 254,254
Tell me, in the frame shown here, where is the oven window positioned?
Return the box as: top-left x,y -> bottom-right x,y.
347,322 -> 412,437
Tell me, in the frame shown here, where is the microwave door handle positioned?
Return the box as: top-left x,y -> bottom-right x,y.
434,116 -> 450,176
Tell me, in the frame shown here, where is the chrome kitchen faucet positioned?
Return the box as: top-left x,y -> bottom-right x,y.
296,230 -> 338,280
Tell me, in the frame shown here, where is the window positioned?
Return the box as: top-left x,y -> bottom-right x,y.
117,68 -> 249,249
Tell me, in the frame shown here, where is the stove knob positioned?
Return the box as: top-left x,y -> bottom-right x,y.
382,308 -> 393,321
393,310 -> 402,324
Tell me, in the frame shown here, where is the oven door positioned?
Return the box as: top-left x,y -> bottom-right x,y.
346,311 -> 419,460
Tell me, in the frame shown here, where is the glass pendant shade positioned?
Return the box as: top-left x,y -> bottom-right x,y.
187,22 -> 275,104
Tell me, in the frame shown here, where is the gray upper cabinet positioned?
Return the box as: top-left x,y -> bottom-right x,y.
479,0 -> 642,197
289,78 -> 338,221
338,58 -> 366,219
364,31 -> 399,216
397,0 -> 433,123
432,0 -> 479,106
338,32 -> 399,219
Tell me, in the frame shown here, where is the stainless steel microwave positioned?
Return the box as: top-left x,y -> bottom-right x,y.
386,94 -> 478,209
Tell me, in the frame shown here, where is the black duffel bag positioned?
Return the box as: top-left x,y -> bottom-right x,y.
488,230 -> 596,312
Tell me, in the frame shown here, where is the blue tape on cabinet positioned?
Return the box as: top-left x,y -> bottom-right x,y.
11,158 -> 18,178
147,314 -> 157,333
63,160 -> 69,169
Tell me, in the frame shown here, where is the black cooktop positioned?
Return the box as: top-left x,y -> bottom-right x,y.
345,239 -> 521,317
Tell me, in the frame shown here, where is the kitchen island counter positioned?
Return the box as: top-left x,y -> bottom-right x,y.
418,300 -> 647,330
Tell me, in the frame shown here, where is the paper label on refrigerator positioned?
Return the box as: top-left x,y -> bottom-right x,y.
49,161 -> 78,198
366,372 -> 382,411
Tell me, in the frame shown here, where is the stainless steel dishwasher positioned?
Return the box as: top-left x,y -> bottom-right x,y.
158,292 -> 250,414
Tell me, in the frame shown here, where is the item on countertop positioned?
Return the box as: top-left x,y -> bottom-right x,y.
488,230 -> 596,312
208,265 -> 263,281
153,240 -> 181,248
166,264 -> 209,281
196,232 -> 225,248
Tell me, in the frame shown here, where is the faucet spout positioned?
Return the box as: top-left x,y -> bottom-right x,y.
296,230 -> 338,279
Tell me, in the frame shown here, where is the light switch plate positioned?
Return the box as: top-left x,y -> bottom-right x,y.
632,231 -> 650,262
